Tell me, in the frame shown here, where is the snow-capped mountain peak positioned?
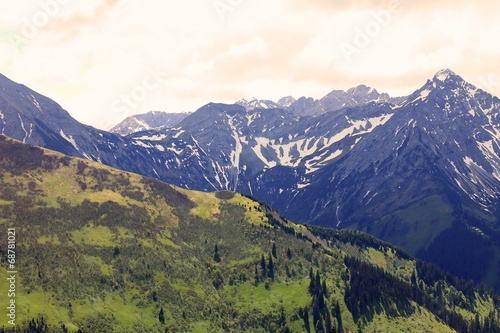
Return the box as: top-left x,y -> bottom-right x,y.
433,68 -> 456,81
110,111 -> 192,136
277,96 -> 297,108
236,98 -> 281,111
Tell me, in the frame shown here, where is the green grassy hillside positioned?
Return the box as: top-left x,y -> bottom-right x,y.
0,136 -> 498,333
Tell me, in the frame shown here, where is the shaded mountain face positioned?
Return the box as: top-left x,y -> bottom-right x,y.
109,111 -> 191,136
2,70 -> 500,291
1,136 -> 498,333
282,70 -> 500,221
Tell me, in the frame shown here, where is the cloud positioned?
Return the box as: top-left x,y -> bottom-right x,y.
1,0 -> 499,128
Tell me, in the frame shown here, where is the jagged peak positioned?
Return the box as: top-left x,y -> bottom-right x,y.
347,84 -> 377,94
432,68 -> 458,82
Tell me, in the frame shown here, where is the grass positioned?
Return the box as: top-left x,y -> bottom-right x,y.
228,193 -> 268,226
83,255 -> 112,276
191,321 -> 219,333
228,246 -> 262,267
38,235 -> 62,245
363,305 -> 456,333
366,247 -> 387,268
116,227 -> 135,240
178,188 -> 269,225
172,279 -> 204,298
224,279 -> 310,314
178,188 -> 221,220
0,269 -> 70,329
156,234 -> 181,249
71,225 -> 117,247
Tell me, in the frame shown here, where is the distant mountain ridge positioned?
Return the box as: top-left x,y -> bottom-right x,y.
110,111 -> 191,136
235,84 -> 406,116
2,69 -> 500,291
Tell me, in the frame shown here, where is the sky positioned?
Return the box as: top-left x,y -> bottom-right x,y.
1,0 -> 500,130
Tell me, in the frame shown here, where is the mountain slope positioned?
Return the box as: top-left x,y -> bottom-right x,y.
0,73 -> 144,169
0,73 -> 213,188
278,70 -> 500,289
1,136 -> 499,333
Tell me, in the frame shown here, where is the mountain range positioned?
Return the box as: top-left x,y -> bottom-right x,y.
1,69 -> 500,292
110,84 -> 400,135
0,135 -> 499,332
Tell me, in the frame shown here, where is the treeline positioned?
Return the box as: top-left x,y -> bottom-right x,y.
344,256 -> 500,333
0,136 -> 70,175
344,256 -> 414,322
307,225 -> 412,260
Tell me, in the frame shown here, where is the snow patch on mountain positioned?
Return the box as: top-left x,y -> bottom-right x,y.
59,130 -> 79,150
228,115 -> 243,189
30,94 -> 43,112
414,89 -> 431,102
305,149 -> 343,174
136,134 -> 167,141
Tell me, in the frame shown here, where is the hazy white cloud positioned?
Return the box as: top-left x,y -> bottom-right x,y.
0,0 -> 499,129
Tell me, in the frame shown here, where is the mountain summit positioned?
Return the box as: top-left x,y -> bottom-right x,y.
433,68 -> 457,81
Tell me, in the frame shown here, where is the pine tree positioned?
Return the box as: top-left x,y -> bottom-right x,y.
312,298 -> 322,327
325,311 -> 332,333
268,254 -> 275,280
303,307 -> 311,333
285,265 -> 291,278
279,306 -> 286,326
213,244 -> 221,263
286,247 -> 292,259
272,243 -> 277,258
159,307 -> 165,325
334,301 -> 343,333
322,280 -> 328,298
411,270 -> 417,285
261,255 -> 267,277
315,271 -> 321,295
309,269 -> 316,295
474,313 -> 481,332
317,291 -> 326,313
314,318 -> 325,333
